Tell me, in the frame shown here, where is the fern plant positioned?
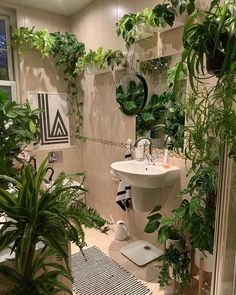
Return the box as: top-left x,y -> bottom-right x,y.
0,159 -> 109,294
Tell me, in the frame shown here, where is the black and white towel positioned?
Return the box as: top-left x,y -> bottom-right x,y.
116,148 -> 132,211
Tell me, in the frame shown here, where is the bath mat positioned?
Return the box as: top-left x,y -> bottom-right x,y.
71,245 -> 152,295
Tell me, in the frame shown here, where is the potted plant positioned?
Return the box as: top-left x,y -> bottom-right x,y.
144,205 -> 183,249
0,159 -> 109,293
173,0 -> 236,92
0,90 -> 40,184
116,1 -> 196,48
103,49 -> 126,71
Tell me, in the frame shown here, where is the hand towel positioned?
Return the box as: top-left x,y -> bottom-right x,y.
116,147 -> 132,211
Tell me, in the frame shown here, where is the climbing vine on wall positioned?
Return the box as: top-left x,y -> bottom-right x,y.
12,27 -> 86,139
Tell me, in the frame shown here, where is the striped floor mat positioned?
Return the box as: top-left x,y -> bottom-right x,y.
72,246 -> 152,295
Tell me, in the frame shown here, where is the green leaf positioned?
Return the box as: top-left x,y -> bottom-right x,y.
187,1 -> 195,15
29,119 -> 36,133
150,204 -> 162,214
144,219 -> 160,233
157,226 -> 172,244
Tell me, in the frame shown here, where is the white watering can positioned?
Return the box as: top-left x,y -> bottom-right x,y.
114,220 -> 128,241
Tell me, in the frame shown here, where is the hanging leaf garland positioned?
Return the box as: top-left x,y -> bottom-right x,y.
12,27 -> 86,139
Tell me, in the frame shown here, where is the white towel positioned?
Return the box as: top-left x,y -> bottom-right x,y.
116,147 -> 132,211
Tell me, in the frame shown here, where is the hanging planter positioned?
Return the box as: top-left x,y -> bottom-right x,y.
205,33 -> 228,76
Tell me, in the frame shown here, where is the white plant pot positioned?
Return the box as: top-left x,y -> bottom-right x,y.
166,238 -> 181,250
194,248 -> 214,273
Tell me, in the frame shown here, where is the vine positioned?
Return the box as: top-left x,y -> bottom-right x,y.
12,27 -> 86,139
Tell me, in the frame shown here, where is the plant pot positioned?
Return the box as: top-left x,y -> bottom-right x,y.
194,248 -> 214,273
206,33 -> 228,76
85,64 -> 108,75
166,238 -> 181,250
134,23 -> 154,42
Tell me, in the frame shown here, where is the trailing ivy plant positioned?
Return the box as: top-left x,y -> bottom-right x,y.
158,245 -> 191,293
116,1 -> 196,48
12,27 -> 86,139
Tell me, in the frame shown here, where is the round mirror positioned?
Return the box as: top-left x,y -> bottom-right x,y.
116,73 -> 148,115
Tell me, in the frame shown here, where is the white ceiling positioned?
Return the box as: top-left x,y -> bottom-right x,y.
3,0 -> 94,16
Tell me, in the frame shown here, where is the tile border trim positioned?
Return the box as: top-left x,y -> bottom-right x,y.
85,137 -> 185,159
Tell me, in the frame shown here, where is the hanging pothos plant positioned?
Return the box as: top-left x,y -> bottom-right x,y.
12,27 -> 86,139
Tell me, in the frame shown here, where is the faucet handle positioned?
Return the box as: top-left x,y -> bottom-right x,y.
145,154 -> 157,165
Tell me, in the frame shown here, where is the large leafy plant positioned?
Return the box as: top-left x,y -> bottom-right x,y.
0,159 -> 109,294
0,90 -> 40,177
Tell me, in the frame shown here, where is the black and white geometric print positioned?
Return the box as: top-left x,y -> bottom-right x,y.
28,92 -> 70,146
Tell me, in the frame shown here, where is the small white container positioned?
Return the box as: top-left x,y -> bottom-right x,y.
114,220 -> 128,241
134,145 -> 144,160
166,238 -> 181,250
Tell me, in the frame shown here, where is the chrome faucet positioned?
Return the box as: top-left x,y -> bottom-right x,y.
134,137 -> 152,155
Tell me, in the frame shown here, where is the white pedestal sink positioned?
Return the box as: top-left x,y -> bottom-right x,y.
111,160 -> 180,212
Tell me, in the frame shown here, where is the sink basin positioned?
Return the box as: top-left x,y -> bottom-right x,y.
111,160 -> 180,212
111,160 -> 179,188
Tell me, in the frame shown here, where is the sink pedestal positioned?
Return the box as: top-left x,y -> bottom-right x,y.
132,187 -> 165,212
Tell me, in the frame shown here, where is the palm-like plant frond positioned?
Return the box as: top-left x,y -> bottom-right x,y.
0,159 -> 109,294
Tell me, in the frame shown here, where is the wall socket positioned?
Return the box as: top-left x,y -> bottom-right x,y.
48,150 -> 63,163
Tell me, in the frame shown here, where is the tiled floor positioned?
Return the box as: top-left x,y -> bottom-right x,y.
71,227 -> 176,294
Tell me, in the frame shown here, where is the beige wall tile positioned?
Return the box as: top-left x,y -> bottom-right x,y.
1,0 -> 191,247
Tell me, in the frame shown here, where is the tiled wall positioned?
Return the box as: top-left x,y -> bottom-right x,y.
0,0 -> 82,177
71,0 -> 190,245
0,0 -> 206,246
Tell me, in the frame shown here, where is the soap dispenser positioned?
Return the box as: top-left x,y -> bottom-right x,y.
163,136 -> 171,165
134,143 -> 144,160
